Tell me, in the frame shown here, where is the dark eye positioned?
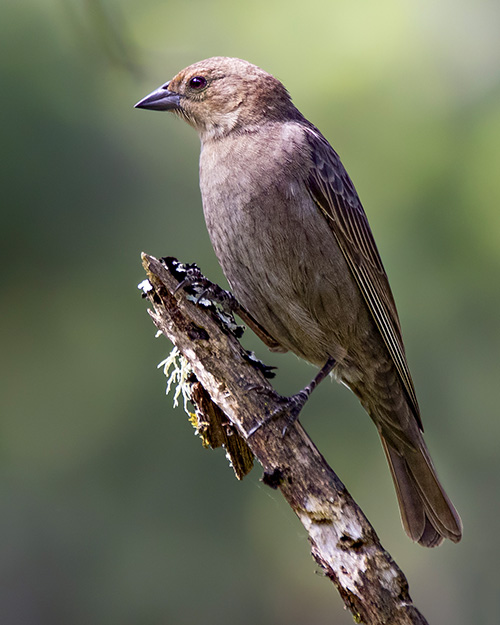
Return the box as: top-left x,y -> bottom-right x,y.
189,76 -> 207,90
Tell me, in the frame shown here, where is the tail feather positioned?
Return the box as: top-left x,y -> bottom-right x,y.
381,436 -> 462,547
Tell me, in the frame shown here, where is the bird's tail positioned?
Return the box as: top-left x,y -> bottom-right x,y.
380,435 -> 462,547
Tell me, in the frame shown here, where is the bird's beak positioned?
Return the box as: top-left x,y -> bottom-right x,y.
134,83 -> 181,111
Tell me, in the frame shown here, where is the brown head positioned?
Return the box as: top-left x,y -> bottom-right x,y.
135,57 -> 299,140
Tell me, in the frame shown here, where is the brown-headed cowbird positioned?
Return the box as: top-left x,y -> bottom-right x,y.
136,57 -> 462,547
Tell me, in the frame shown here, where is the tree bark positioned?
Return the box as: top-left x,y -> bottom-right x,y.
141,253 -> 430,625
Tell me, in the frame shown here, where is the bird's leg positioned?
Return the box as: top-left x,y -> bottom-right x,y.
248,356 -> 336,437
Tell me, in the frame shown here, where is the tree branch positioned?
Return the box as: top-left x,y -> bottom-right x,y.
141,253 -> 429,625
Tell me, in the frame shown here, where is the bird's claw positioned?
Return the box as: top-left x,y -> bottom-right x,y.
246,386 -> 310,437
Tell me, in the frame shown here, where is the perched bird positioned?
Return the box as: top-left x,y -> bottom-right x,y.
136,57 -> 462,547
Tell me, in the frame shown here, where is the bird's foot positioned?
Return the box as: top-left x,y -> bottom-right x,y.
246,386 -> 310,437
246,356 -> 337,438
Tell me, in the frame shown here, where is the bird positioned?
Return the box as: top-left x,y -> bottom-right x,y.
135,57 -> 462,547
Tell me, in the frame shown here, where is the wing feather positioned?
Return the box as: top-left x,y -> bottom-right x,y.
304,126 -> 422,428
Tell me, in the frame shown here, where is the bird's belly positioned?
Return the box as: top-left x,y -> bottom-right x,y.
202,187 -> 368,368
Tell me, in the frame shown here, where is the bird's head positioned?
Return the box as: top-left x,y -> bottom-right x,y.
135,57 -> 297,140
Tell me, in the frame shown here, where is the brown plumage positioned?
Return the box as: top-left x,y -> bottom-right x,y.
136,57 -> 462,546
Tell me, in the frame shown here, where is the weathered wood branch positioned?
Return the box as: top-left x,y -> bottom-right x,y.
141,252 -> 429,625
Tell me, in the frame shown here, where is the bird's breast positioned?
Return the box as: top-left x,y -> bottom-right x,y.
198,129 -> 367,366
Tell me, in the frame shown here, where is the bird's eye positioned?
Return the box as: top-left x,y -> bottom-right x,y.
188,76 -> 207,90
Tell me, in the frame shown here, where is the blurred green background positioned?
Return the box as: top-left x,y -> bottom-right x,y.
1,0 -> 499,623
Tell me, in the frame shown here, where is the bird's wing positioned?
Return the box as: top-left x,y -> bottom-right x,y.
304,126 -> 421,428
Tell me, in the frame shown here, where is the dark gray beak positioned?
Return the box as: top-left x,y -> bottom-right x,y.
134,82 -> 181,111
